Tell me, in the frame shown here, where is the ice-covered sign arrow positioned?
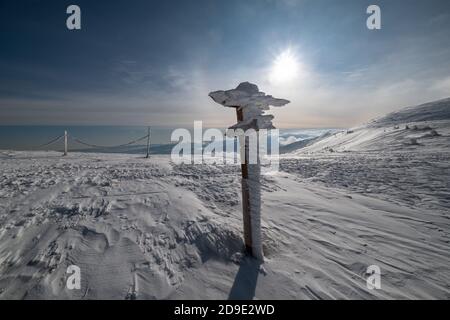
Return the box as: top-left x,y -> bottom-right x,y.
209,82 -> 290,130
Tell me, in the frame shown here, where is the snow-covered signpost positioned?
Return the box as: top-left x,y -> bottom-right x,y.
209,82 -> 289,260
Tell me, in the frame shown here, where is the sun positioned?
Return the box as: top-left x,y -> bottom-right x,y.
269,49 -> 299,85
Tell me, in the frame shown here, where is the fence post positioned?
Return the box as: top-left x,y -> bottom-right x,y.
145,126 -> 151,158
64,130 -> 68,156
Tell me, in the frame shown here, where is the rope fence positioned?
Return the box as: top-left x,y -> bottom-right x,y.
30,134 -> 65,150
69,134 -> 149,149
27,127 -> 152,157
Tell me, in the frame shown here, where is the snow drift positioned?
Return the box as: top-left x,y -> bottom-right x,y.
0,97 -> 449,299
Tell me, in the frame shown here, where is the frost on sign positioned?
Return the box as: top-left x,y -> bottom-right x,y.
209,82 -> 289,130
209,82 -> 289,260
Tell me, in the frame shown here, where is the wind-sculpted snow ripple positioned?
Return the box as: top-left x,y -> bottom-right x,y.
280,151 -> 450,213
0,151 -> 449,299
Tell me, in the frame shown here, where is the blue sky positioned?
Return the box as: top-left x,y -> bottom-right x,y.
1,0 -> 450,128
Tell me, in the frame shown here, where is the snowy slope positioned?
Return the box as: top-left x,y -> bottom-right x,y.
287,98 -> 450,153
369,97 -> 450,127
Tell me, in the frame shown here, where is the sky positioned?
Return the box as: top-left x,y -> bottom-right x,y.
1,0 -> 450,128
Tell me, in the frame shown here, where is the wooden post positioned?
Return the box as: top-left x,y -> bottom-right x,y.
209,82 -> 290,261
236,108 -> 253,255
145,126 -> 151,158
64,130 -> 68,156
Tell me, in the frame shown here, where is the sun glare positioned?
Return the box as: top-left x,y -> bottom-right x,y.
269,49 -> 299,85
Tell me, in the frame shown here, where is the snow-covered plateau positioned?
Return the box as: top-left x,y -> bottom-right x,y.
0,98 -> 449,299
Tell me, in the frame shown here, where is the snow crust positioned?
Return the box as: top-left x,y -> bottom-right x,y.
0,146 -> 449,299
0,97 -> 449,299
